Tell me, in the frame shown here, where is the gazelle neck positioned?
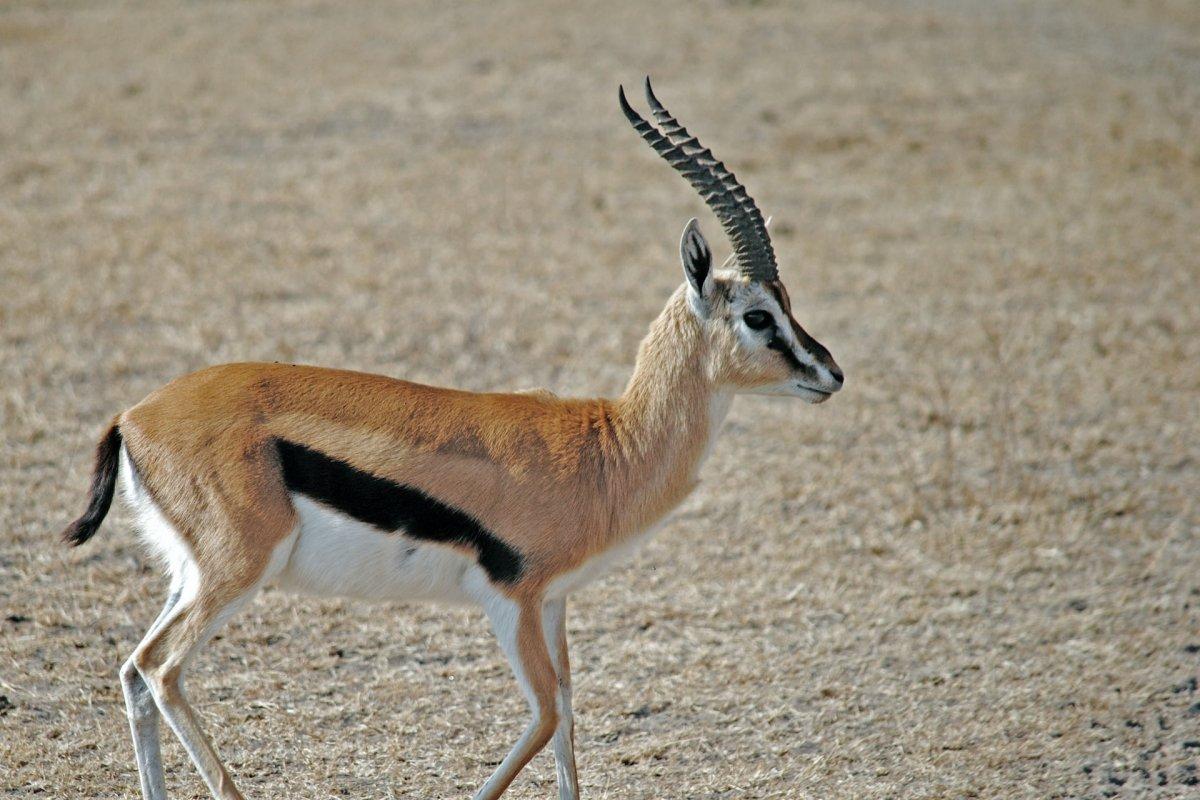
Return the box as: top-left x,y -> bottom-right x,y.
607,286 -> 733,537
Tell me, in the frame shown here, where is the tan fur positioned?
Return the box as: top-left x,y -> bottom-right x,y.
118,286 -> 724,603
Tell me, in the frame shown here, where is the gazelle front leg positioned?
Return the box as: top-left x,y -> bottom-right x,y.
476,594 -> 560,800
542,597 -> 580,800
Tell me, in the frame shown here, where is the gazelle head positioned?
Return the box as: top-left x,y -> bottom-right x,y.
621,79 -> 844,403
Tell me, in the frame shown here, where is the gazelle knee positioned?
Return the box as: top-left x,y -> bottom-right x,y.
533,706 -> 559,746
119,658 -> 143,689
132,648 -> 184,700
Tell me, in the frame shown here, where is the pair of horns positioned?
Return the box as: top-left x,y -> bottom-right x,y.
619,77 -> 778,283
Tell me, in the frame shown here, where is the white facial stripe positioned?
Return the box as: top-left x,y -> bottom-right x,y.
782,323 -> 819,368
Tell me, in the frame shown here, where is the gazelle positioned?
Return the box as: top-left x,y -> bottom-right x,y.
61,78 -> 843,800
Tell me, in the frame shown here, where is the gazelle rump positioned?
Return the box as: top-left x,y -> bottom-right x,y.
60,78 -> 843,800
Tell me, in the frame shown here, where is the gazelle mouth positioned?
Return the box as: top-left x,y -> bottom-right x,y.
796,385 -> 832,403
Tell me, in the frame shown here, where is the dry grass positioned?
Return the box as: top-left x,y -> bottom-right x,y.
2,1 -> 1198,798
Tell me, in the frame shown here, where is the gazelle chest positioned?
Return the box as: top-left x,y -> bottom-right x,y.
543,521 -> 666,600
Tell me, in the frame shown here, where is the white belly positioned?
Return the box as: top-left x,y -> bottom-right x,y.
275,495 -> 476,604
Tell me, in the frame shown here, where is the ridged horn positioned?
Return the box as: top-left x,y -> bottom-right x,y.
619,78 -> 778,282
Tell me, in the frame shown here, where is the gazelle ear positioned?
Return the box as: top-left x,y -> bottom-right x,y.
680,218 -> 713,303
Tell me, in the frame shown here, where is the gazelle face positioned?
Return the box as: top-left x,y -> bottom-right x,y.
680,220 -> 844,403
710,274 -> 844,402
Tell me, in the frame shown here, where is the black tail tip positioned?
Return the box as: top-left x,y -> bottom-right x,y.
61,423 -> 122,548
61,518 -> 100,547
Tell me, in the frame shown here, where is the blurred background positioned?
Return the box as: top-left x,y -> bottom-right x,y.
1,1 -> 1197,797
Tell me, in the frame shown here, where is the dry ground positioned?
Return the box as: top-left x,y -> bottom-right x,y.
2,1 -> 1198,798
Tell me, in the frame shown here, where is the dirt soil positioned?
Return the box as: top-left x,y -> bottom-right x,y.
2,1 -> 1198,798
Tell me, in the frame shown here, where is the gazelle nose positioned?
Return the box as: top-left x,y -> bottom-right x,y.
828,368 -> 844,388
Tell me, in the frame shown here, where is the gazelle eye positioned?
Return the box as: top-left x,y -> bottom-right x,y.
743,310 -> 773,331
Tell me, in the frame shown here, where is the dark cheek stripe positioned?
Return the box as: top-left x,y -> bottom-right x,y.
769,326 -> 824,380
276,439 -> 523,584
767,334 -> 806,373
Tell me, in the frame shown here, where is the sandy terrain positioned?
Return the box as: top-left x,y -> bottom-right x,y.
1,1 -> 1198,797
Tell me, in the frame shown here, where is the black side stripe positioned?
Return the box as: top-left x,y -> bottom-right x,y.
275,439 -> 523,583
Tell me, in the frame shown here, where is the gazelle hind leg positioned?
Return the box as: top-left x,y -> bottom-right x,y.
132,578 -> 263,800
131,521 -> 294,800
542,598 -> 580,800
474,594 -> 560,800
121,585 -> 184,800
